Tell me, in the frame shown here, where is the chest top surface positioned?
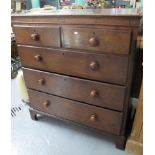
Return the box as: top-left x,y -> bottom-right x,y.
12,8 -> 142,17
11,9 -> 142,27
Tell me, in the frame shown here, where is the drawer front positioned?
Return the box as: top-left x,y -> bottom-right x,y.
23,68 -> 126,111
28,89 -> 123,135
19,46 -> 128,85
13,25 -> 60,47
62,27 -> 131,55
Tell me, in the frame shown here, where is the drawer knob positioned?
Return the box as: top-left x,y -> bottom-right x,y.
34,55 -> 42,62
38,78 -> 45,85
89,37 -> 99,47
90,90 -> 98,98
30,33 -> 40,41
90,61 -> 98,70
42,100 -> 50,107
90,114 -> 97,122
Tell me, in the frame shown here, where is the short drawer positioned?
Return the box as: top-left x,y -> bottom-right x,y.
62,26 -> 131,55
18,46 -> 128,85
13,25 -> 60,47
28,89 -> 123,135
23,68 -> 126,111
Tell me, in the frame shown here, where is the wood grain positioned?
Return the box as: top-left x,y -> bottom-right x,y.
62,26 -> 131,54
18,45 -> 129,85
28,89 -> 123,135
11,16 -> 141,27
23,68 -> 126,111
13,25 -> 61,47
11,11 -> 142,150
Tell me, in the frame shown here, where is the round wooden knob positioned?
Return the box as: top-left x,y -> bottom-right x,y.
34,55 -> 42,62
30,33 -> 40,41
90,90 -> 98,98
90,114 -> 97,122
42,100 -> 50,107
38,78 -> 45,85
90,61 -> 98,70
89,37 -> 99,47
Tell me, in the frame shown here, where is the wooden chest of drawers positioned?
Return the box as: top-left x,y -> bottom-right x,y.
11,9 -> 141,149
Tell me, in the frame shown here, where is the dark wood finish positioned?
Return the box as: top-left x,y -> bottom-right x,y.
62,26 -> 131,54
18,45 -> 128,85
37,78 -> 45,85
11,9 -> 141,27
89,114 -> 97,122
23,68 -> 126,111
29,108 -> 38,120
42,100 -> 50,107
89,37 -> 99,47
90,61 -> 99,71
13,25 -> 61,47
30,33 -> 40,41
90,90 -> 98,98
34,54 -> 42,62
28,89 -> 123,135
12,10 -> 142,150
120,27 -> 140,136
116,136 -> 127,149
131,48 -> 143,98
11,39 -> 18,58
28,107 -> 125,139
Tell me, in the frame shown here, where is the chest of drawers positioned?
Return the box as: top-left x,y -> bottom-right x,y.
12,9 -> 141,149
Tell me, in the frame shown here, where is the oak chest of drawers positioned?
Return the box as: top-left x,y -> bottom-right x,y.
12,9 -> 141,149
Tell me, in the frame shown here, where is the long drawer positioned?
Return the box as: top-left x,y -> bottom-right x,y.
62,26 -> 131,55
23,68 -> 126,111
28,89 -> 123,135
18,45 -> 128,85
13,25 -> 61,48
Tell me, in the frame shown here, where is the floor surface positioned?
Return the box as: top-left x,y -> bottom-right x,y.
11,78 -> 132,155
